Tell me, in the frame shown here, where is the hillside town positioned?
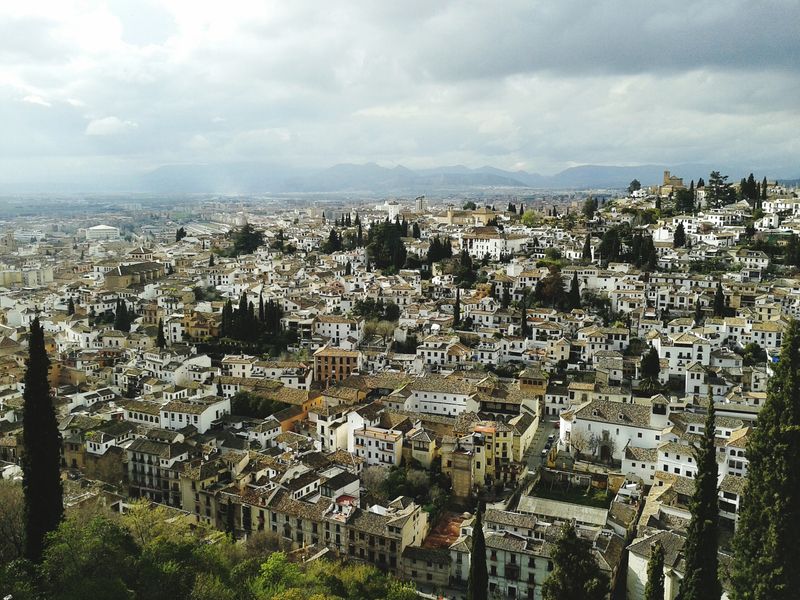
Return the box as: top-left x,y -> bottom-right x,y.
2,170 -> 799,599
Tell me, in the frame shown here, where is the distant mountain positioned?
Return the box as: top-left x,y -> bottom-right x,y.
126,161 -> 785,194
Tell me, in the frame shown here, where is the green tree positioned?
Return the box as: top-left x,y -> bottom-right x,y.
534,267 -> 566,309
156,317 -> 166,349
453,288 -> 461,328
713,282 -> 726,317
176,227 -> 187,242
644,540 -> 665,600
731,319 -> 800,600
22,317 -> 63,562
678,400 -> 721,600
741,342 -> 767,367
674,222 -> 686,248
707,171 -> 735,208
0,480 -> 25,562
628,179 -> 642,194
463,201 -> 477,210
640,345 -> 661,382
114,299 -> 128,331
694,298 -> 704,326
568,272 -> 581,310
322,228 -> 342,253
67,297 -> 75,315
582,196 -> 596,220
542,522 -> 608,600
41,516 -> 139,600
582,234 -> 592,260
366,222 -> 407,271
231,223 -> 264,256
466,507 -> 487,600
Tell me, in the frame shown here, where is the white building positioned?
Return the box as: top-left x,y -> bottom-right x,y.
353,426 -> 403,466
85,224 -> 121,241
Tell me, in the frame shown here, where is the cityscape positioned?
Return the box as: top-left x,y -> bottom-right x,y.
1,2 -> 799,600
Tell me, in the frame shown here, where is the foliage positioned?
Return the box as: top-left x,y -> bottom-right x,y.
1,508 -> 417,600
231,391 -> 290,419
674,222 -> 687,247
454,249 -> 478,287
231,223 -> 265,256
466,506 -> 487,600
22,318 -> 63,562
640,345 -> 661,381
352,298 -> 400,322
568,272 -> 581,310
156,318 -> 166,349
628,179 -> 641,194
392,334 -> 418,354
542,522 -> 608,600
0,480 -> 25,563
679,400 -> 721,600
114,299 -> 134,332
534,267 -> 566,309
731,320 -> 800,599
706,171 -> 736,208
741,342 -> 767,367
426,236 -> 453,264
366,222 -> 407,272
463,201 -> 477,210
713,282 -> 726,317
644,540 -> 665,600
219,293 -> 289,355
321,229 -> 343,253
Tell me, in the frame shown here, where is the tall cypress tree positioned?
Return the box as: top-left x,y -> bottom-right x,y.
22,318 -> 63,562
156,318 -> 166,349
713,282 -> 726,317
679,399 -> 721,600
731,319 -> 800,600
568,272 -> 581,310
582,234 -> 592,260
520,288 -> 529,339
67,297 -> 75,316
453,288 -> 461,328
644,540 -> 665,600
466,506 -> 487,600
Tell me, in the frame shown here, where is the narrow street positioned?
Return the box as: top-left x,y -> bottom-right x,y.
524,416 -> 558,472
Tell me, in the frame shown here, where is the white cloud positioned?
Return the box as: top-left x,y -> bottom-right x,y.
22,94 -> 50,107
85,116 -> 137,136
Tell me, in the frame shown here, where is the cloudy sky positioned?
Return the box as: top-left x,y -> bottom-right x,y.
1,0 -> 799,187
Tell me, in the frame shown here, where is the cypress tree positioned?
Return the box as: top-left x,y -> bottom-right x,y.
466,506 -> 487,600
209,253 -> 215,267
22,318 -> 63,562
542,522 -> 608,600
156,318 -> 166,349
674,222 -> 686,247
582,234 -> 592,260
713,282 -> 726,317
694,298 -> 704,325
679,399 -> 721,600
520,288 -> 529,338
568,272 -> 581,310
453,288 -> 461,328
258,292 -> 265,323
644,540 -> 665,600
731,319 -> 800,600
501,287 -> 510,309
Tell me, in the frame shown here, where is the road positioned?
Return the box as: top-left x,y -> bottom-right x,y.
524,416 -> 558,471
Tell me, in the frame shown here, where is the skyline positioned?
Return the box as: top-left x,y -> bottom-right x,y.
2,1 -> 799,190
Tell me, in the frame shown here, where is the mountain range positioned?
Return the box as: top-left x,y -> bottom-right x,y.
5,162 -> 794,195
135,162 -> 752,194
